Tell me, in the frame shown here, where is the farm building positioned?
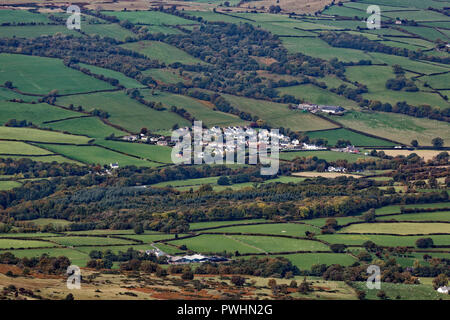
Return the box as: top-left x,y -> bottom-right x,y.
169,254 -> 227,264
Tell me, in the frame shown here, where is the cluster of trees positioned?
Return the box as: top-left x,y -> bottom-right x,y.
194,256 -> 299,278
0,252 -> 70,275
366,100 -> 450,122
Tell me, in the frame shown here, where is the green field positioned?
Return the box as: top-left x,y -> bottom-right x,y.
0,126 -> 90,144
0,180 -> 22,191
0,9 -> 51,24
189,219 -> 270,230
81,23 -> 136,41
273,253 -> 356,271
277,84 -> 358,109
102,11 -> 196,26
55,91 -> 189,133
379,211 -> 450,222
43,117 -> 126,139
96,140 -> 173,163
306,128 -> 394,147
207,223 -> 319,237
78,63 -> 145,89
142,68 -> 185,84
170,234 -> 329,254
43,236 -> 136,247
35,143 -> 161,167
121,41 -> 204,65
222,93 -> 338,131
0,141 -> 52,155
0,238 -> 54,249
0,102 -> 82,126
334,110 -> 450,146
345,65 -> 449,109
375,202 -> 450,215
2,155 -> 82,164
318,234 -> 450,246
281,37 -> 373,63
0,54 -> 114,95
141,90 -> 247,127
280,150 -> 374,162
340,222 -> 450,235
0,25 -> 79,38
8,247 -> 90,267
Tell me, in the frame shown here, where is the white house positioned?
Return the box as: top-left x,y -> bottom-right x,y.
437,286 -> 449,294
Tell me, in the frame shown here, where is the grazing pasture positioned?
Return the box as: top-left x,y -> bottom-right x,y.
102,10 -> 196,25
35,144 -> 161,167
339,222 -> 450,235
0,54 -> 114,95
0,180 -> 22,191
55,91 -> 189,133
0,9 -> 51,24
95,140 -> 173,163
334,111 -> 450,146
0,25 -> 79,38
207,223 -> 319,237
277,84 -> 358,108
0,102 -> 81,126
0,126 -> 90,144
141,90 -> 247,127
44,236 -> 136,247
305,128 -> 394,147
43,117 -> 127,139
0,141 -> 52,155
222,93 -> 338,131
280,150 -> 374,162
0,239 -> 54,249
78,63 -> 145,89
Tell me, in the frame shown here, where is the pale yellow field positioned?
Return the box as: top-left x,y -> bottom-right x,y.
341,222 -> 450,235
376,149 -> 446,161
293,171 -> 362,178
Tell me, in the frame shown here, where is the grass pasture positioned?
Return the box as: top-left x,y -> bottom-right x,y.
0,25 -> 79,38
375,203 -> 450,215
206,222 -> 319,237
0,238 -> 54,249
334,110 -> 450,146
0,141 -> 52,155
95,140 -> 173,163
169,234 -> 329,254
280,150 -> 374,163
274,253 -> 356,271
8,247 -> 90,267
0,54 -> 114,95
277,84 -> 358,109
44,236 -> 136,247
340,222 -> 450,235
81,23 -> 136,41
78,63 -> 145,89
0,180 -> 22,191
102,10 -> 196,26
379,211 -> 450,222
142,68 -> 185,84
141,90 -> 247,127
55,91 -> 189,133
305,128 -> 394,147
222,93 -> 338,131
0,126 -> 90,144
35,144 -> 161,167
43,117 -> 127,139
0,102 -> 81,126
317,234 -> 450,247
0,9 -> 51,24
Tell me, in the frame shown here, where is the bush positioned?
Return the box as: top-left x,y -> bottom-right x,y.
416,238 -> 434,249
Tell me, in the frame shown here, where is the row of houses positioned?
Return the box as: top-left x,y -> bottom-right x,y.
296,103 -> 346,115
